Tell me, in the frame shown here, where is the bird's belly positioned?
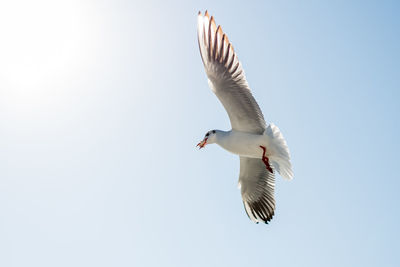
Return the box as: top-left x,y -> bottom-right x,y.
219,134 -> 267,158
225,144 -> 262,158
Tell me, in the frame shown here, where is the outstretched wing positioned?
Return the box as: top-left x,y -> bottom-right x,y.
197,11 -> 266,134
239,157 -> 275,223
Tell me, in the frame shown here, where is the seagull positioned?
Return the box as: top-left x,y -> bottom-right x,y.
196,11 -> 293,224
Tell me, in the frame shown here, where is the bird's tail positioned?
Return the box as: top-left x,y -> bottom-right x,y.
265,123 -> 293,180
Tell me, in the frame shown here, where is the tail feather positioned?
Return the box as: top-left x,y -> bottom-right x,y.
265,123 -> 293,180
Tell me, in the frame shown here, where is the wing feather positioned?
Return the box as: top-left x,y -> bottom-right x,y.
197,11 -> 266,134
239,157 -> 275,224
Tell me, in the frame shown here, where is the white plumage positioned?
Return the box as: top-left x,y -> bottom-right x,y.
196,11 -> 293,224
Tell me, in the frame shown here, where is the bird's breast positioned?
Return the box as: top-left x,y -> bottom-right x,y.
217,132 -> 267,158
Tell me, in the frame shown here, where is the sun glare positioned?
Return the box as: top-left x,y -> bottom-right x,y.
0,1 -> 94,93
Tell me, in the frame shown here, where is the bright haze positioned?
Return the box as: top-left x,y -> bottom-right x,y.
0,1 -> 399,267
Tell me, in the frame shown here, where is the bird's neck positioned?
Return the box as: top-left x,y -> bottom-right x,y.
214,130 -> 231,145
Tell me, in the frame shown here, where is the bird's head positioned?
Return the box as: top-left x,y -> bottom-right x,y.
197,130 -> 217,149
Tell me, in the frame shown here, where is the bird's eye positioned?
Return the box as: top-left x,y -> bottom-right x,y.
212,130 -> 216,134
206,133 -> 209,137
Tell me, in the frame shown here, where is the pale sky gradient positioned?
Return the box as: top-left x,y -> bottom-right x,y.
1,1 -> 399,266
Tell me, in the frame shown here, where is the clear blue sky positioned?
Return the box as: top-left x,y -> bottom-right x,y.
1,0 -> 399,266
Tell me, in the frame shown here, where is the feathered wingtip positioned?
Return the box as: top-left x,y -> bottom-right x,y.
197,11 -> 243,80
243,201 -> 275,224
198,10 -> 210,19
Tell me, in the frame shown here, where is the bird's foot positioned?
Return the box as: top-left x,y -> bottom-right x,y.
259,146 -> 274,174
263,159 -> 274,174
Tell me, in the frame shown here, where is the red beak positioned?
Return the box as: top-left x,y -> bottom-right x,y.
196,138 -> 208,149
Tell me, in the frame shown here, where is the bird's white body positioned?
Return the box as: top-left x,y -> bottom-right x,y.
212,124 -> 293,179
216,130 -> 268,158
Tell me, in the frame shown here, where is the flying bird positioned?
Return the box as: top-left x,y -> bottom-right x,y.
196,11 -> 293,224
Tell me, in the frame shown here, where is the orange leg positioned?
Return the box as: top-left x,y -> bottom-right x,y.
260,146 -> 273,174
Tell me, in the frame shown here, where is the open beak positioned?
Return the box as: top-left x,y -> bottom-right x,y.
196,138 -> 208,149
